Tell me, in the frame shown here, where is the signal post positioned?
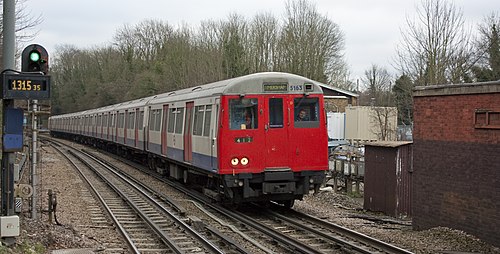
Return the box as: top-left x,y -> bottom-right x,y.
1,44 -> 50,241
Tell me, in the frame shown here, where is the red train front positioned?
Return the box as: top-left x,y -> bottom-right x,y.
49,72 -> 328,207
217,74 -> 328,206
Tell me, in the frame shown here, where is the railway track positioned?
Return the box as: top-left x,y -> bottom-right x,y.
95,147 -> 413,254
241,205 -> 414,254
50,137 -> 414,253
51,140 -> 246,253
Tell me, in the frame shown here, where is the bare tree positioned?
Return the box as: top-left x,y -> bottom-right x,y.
370,107 -> 398,141
361,64 -> 393,106
0,0 -> 43,66
50,3 -> 351,114
113,20 -> 174,64
220,13 -> 249,78
328,57 -> 355,91
278,0 -> 345,82
195,20 -> 225,82
396,0 -> 476,85
248,12 -> 279,72
473,12 -> 500,81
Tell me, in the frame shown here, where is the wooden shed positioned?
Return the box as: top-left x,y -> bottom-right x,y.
363,141 -> 413,218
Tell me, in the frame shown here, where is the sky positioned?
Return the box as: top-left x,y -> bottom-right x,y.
24,0 -> 499,81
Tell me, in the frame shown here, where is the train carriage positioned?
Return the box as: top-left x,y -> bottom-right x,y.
113,97 -> 150,149
49,72 -> 328,206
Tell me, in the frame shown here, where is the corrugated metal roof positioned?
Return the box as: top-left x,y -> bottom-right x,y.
364,141 -> 413,147
317,83 -> 359,97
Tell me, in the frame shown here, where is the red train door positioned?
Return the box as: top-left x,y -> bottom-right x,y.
135,108 -> 139,148
161,105 -> 169,155
124,110 -> 128,144
183,102 -> 194,162
106,112 -> 110,140
100,114 -> 103,139
146,107 -> 150,151
265,97 -> 290,167
115,112 -> 119,142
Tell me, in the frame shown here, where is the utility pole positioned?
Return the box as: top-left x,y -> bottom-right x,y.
1,0 -> 20,245
1,0 -> 50,244
2,0 -> 16,216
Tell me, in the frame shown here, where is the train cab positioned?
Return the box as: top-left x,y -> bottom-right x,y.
217,73 -> 328,205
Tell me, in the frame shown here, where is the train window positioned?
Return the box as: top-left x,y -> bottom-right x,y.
294,97 -> 320,128
128,112 -> 135,129
193,106 -> 204,136
175,108 -> 184,134
155,109 -> 162,131
229,98 -> 258,130
139,111 -> 144,129
149,110 -> 155,130
203,105 -> 212,137
269,98 -> 284,128
168,108 -> 176,133
149,109 -> 162,131
118,113 -> 125,128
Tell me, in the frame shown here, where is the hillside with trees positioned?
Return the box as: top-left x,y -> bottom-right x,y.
42,0 -> 499,122
49,0 -> 347,114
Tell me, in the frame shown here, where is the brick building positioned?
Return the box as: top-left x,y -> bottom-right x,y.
412,81 -> 500,246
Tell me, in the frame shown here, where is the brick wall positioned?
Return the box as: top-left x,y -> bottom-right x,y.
413,83 -> 500,246
414,93 -> 499,143
324,98 -> 350,112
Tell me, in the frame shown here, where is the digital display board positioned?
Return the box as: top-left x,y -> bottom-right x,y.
2,73 -> 50,100
263,82 -> 288,92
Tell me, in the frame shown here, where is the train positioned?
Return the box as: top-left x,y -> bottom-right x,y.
49,72 -> 329,207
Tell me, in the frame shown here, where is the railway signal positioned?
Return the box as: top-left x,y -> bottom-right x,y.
21,44 -> 49,74
2,44 -> 51,100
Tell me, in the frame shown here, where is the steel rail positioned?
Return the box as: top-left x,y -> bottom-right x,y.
142,170 -> 324,254
80,149 -> 225,254
51,143 -> 140,254
270,207 -> 414,254
54,141 -> 184,253
105,150 -> 323,253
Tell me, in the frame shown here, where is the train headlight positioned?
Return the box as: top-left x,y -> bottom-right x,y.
241,157 -> 249,166
230,158 -> 239,166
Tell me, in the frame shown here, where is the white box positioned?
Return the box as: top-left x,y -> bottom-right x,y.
1,216 -> 20,237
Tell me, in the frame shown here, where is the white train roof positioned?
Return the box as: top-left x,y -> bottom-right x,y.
51,72 -> 323,118
148,72 -> 323,105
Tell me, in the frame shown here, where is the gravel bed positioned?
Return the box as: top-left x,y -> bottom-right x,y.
295,191 -> 499,253
8,144 -> 499,253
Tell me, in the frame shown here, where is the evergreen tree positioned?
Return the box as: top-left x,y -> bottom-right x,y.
393,75 -> 414,125
222,30 -> 249,78
473,14 -> 500,81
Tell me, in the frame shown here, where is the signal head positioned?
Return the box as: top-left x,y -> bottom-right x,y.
22,44 -> 49,74
29,51 -> 41,62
